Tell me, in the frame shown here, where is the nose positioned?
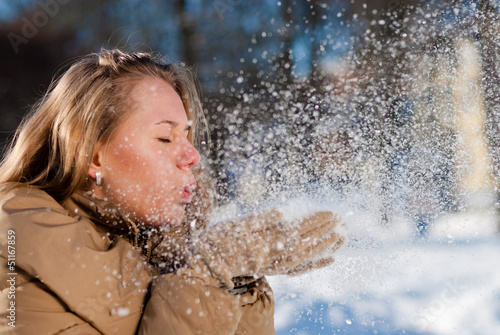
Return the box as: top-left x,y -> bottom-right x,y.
177,140 -> 200,170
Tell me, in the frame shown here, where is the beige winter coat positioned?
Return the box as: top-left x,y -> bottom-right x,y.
0,186 -> 274,334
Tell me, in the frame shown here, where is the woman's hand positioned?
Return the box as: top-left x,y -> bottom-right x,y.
186,208 -> 345,289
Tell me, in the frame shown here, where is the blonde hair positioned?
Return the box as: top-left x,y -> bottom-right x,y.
0,49 -> 206,202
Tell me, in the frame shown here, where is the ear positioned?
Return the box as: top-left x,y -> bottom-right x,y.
88,143 -> 104,181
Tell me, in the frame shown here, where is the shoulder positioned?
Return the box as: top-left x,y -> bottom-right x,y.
0,186 -> 112,254
0,186 -> 67,215
0,186 -> 81,232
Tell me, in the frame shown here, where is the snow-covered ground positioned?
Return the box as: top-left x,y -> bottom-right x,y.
268,197 -> 500,335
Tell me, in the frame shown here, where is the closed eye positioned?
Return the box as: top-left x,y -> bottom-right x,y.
158,138 -> 171,143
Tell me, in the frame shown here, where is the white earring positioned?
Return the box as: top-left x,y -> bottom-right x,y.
95,171 -> 102,186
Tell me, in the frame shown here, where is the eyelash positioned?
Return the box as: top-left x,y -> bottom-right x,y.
158,138 -> 171,143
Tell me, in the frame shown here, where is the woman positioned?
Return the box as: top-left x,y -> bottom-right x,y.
0,49 -> 345,334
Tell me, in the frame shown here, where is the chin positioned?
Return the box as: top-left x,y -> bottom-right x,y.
143,207 -> 185,228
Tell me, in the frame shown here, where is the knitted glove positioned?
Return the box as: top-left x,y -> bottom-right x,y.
281,229 -> 346,276
186,209 -> 344,289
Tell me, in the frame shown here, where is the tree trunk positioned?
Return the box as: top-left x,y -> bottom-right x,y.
477,0 -> 500,228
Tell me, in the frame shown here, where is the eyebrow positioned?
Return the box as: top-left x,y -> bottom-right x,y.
155,119 -> 191,131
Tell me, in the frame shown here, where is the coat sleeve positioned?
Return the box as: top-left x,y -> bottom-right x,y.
138,270 -> 275,335
234,277 -> 275,335
0,188 -> 153,335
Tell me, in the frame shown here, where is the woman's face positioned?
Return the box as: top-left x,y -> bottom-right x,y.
91,77 -> 200,227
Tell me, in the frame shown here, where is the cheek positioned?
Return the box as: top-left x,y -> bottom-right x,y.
107,142 -> 138,166
108,142 -> 157,172
104,141 -> 190,192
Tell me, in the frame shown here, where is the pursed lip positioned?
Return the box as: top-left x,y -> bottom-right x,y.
180,182 -> 197,204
